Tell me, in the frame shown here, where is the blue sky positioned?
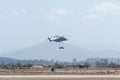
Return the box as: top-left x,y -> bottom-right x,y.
1,0 -> 120,53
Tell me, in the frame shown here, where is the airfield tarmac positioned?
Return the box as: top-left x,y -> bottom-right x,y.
0,75 -> 120,80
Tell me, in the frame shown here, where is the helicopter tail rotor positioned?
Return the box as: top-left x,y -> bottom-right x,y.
48,37 -> 52,42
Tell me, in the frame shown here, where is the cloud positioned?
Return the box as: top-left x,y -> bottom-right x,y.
0,9 -> 27,18
48,8 -> 72,21
11,9 -> 27,16
11,11 -> 20,16
83,14 -> 100,19
83,2 -> 120,19
48,16 -> 58,21
90,2 -> 120,14
52,8 -> 71,16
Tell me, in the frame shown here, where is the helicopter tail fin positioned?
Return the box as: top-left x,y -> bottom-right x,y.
48,37 -> 52,41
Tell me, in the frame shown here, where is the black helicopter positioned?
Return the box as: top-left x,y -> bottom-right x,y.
48,35 -> 69,49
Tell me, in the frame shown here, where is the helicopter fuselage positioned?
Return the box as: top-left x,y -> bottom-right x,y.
48,37 -> 67,42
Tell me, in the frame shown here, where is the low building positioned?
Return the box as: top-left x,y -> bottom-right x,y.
31,65 -> 44,69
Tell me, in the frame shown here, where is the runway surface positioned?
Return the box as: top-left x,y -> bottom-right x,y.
0,75 -> 120,78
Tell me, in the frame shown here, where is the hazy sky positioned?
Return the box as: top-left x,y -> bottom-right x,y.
1,0 -> 120,53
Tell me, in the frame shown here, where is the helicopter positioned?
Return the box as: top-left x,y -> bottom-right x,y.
48,35 -> 69,49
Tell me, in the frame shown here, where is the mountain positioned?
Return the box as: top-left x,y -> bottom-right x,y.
1,42 -> 120,61
1,42 -> 93,61
0,57 -> 21,64
0,57 -> 55,66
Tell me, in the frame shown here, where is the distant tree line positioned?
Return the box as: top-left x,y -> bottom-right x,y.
95,59 -> 120,68
0,63 -> 33,69
52,59 -> 120,68
0,58 -> 120,69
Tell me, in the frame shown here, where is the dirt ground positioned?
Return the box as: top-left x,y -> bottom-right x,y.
0,68 -> 120,75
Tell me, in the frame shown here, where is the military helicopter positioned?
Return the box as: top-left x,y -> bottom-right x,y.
48,35 -> 69,49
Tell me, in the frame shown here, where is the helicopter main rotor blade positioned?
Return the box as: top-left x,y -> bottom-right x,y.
52,36 -> 60,38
